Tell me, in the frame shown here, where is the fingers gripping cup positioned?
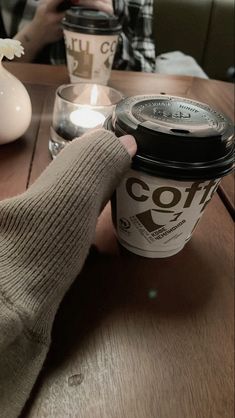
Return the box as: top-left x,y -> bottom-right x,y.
62,7 -> 121,85
105,95 -> 234,258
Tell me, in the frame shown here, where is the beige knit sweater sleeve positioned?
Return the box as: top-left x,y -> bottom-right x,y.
0,129 -> 131,418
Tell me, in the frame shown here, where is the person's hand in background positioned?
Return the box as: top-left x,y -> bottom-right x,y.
14,0 -> 67,61
1,0 -> 156,70
71,0 -> 114,14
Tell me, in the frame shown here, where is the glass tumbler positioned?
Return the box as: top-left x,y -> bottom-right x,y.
49,83 -> 123,159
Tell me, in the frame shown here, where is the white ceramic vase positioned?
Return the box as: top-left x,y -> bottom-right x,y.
0,61 -> 32,144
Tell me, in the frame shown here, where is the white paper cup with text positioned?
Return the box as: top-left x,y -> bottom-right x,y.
104,95 -> 234,258
62,7 -> 121,85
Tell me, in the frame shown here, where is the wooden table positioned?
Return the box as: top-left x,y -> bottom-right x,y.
1,63 -> 234,418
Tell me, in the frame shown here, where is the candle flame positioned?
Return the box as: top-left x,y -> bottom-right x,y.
90,84 -> 98,106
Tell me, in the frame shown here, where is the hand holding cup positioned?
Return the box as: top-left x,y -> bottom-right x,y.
28,0 -> 67,45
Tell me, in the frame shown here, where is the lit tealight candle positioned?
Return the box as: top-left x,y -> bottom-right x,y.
70,107 -> 106,129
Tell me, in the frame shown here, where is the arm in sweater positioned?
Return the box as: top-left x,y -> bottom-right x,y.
0,129 -> 136,418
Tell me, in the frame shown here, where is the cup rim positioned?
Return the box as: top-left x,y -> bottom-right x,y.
55,83 -> 124,108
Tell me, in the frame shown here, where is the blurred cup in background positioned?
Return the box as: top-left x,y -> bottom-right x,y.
62,7 -> 121,85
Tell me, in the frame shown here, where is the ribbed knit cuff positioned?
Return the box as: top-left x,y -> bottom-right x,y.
0,129 -> 131,339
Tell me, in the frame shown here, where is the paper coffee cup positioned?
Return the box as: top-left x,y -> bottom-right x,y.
62,8 -> 121,85
114,170 -> 221,258
105,95 -> 234,258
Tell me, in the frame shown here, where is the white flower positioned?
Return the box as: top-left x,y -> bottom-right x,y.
0,38 -> 24,61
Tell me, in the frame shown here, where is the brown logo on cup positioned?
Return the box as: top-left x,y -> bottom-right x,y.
66,38 -> 93,78
100,40 -> 117,54
126,178 -> 218,212
136,209 -> 182,232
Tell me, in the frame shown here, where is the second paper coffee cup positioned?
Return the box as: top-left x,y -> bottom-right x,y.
105,95 -> 234,258
62,7 -> 121,85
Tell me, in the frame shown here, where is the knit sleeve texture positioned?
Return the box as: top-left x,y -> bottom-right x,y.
0,129 -> 131,418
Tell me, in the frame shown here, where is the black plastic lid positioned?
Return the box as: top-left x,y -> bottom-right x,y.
107,95 -> 234,180
62,7 -> 121,35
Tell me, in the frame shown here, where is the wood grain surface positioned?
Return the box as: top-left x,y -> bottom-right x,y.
0,64 -> 234,418
218,173 -> 234,219
23,197 -> 234,418
185,77 -> 235,219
